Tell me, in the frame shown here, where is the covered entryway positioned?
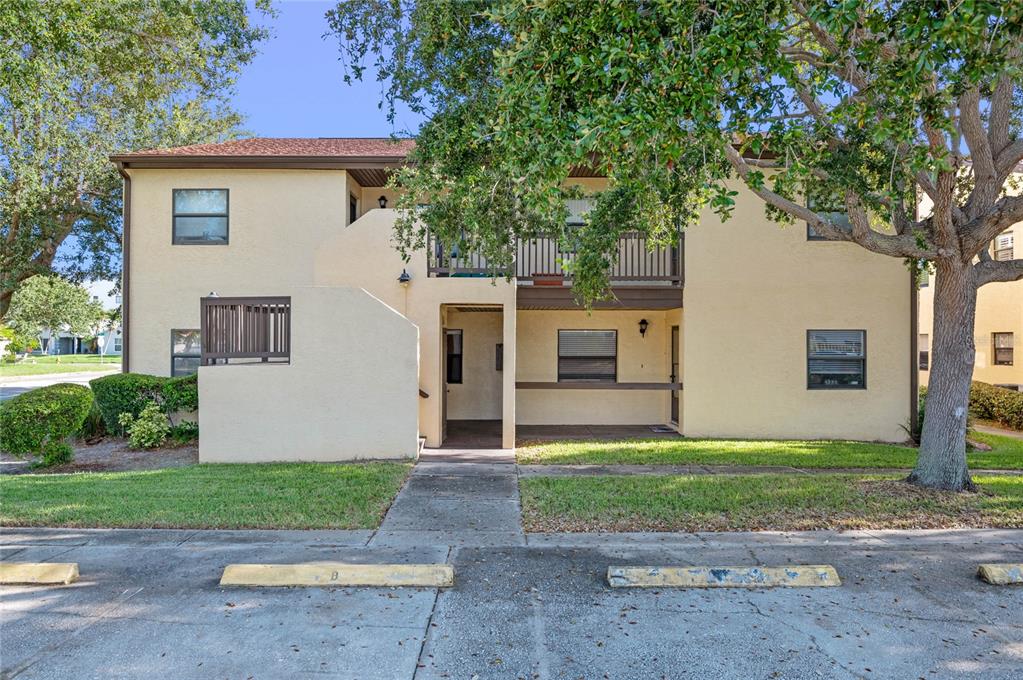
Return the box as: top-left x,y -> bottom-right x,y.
441,304 -> 509,448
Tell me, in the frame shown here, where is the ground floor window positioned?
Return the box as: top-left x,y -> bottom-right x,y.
558,329 -> 617,382
171,329 -> 201,376
918,333 -> 929,370
446,329 -> 463,383
807,329 -> 866,389
994,332 -> 1014,366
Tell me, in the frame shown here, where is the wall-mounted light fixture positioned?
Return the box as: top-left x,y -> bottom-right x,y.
208,291 -> 219,298
378,195 -> 388,209
398,269 -> 411,287
638,318 -> 649,337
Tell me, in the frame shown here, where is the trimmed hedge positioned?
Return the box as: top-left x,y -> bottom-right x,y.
164,374 -> 198,413
970,381 -> 1023,431
90,372 -> 199,436
0,383 -> 94,465
90,373 -> 167,435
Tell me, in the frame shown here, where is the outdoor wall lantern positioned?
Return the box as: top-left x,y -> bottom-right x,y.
378,195 -> 388,209
638,318 -> 649,337
398,269 -> 411,287
208,291 -> 219,298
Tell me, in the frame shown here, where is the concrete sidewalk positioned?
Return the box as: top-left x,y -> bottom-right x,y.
2,527 -> 1022,679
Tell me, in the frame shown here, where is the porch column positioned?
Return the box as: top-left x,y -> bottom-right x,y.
502,304 -> 516,449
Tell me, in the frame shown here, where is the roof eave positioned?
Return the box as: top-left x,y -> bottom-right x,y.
109,154 -> 409,170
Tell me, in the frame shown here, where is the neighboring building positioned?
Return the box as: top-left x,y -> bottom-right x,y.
47,280 -> 122,356
111,138 -> 914,462
918,221 -> 1022,391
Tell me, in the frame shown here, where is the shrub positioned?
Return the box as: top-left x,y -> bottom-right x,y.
79,398 -> 107,440
90,373 -> 167,435
970,381 -> 1023,431
169,420 -> 199,444
0,383 -> 93,466
119,401 -> 170,449
163,374 -> 198,413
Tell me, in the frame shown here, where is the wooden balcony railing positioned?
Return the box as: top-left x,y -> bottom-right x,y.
427,232 -> 683,286
200,296 -> 291,366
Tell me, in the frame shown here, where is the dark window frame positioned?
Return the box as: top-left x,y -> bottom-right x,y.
807,329 -> 867,390
919,334 -> 929,371
557,329 -> 618,383
446,329 -> 463,384
171,328 -> 201,377
349,193 -> 359,225
993,332 -> 1014,366
805,192 -> 850,242
172,189 -> 229,245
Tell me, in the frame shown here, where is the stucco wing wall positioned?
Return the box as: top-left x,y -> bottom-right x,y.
199,286 -> 419,462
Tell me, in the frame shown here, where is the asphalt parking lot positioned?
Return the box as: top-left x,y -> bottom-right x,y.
3,527 -> 1022,679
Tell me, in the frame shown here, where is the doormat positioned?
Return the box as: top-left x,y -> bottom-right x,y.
650,425 -> 676,433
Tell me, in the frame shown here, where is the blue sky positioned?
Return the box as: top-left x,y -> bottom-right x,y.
234,1 -> 424,137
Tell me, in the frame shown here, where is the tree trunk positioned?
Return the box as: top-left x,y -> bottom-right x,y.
909,258 -> 978,491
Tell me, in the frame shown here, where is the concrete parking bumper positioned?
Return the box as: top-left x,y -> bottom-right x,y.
607,564 -> 841,588
220,562 -> 454,587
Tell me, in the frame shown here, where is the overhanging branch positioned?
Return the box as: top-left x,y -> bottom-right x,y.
975,258 -> 1023,287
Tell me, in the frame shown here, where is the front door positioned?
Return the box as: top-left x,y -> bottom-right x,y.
670,325 -> 680,424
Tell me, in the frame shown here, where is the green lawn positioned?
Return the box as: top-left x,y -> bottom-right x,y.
0,463 -> 411,529
1,354 -> 121,377
516,437 -> 1023,470
519,474 -> 1023,532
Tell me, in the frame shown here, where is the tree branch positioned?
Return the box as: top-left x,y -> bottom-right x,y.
975,258 -> 1023,287
724,144 -> 935,258
961,194 -> 1023,255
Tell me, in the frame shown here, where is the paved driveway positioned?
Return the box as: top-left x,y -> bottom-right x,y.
0,370 -> 117,402
4,531 -> 1022,676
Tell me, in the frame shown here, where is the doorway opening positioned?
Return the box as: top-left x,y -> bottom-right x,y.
442,305 -> 504,448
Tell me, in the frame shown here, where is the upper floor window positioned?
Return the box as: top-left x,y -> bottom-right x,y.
808,329 -> 866,389
558,329 -> 617,383
173,189 -> 228,245
349,194 -> 359,224
806,189 -> 850,241
994,332 -> 1014,366
994,232 -> 1014,261
919,333 -> 929,370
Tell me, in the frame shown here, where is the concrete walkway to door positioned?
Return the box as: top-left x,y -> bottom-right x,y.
369,446 -> 525,548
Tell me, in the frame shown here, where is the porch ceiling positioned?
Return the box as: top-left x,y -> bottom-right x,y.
516,286 -> 682,310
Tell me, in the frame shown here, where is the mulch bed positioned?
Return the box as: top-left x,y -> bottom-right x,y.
0,438 -> 197,475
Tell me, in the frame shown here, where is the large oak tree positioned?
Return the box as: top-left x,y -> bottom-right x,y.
331,0 -> 1023,490
0,0 -> 272,316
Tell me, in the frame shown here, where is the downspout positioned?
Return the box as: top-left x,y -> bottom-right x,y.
115,161 -> 131,374
910,266 -> 919,439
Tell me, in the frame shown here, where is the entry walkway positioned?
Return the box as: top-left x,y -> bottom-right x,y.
370,447 -> 525,547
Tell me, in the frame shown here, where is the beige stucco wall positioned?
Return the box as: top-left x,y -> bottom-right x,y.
313,208 -> 518,447
198,286 -> 419,462
918,220 -> 1023,389
445,310 -> 503,420
515,309 -> 675,425
682,181 -> 912,442
126,168 -> 353,376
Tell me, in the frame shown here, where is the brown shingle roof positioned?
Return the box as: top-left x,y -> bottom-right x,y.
113,137 -> 415,161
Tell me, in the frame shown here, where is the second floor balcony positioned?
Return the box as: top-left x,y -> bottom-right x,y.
426,232 -> 684,288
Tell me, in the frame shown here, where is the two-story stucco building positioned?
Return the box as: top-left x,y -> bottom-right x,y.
111,137 -> 915,462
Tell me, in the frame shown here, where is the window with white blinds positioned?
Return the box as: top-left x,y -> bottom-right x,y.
994,332 -> 1014,366
807,330 -> 866,389
558,330 -> 617,382
566,198 -> 595,226
994,232 -> 1014,261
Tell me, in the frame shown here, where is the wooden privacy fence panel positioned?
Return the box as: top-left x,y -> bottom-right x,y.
201,296 -> 291,365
